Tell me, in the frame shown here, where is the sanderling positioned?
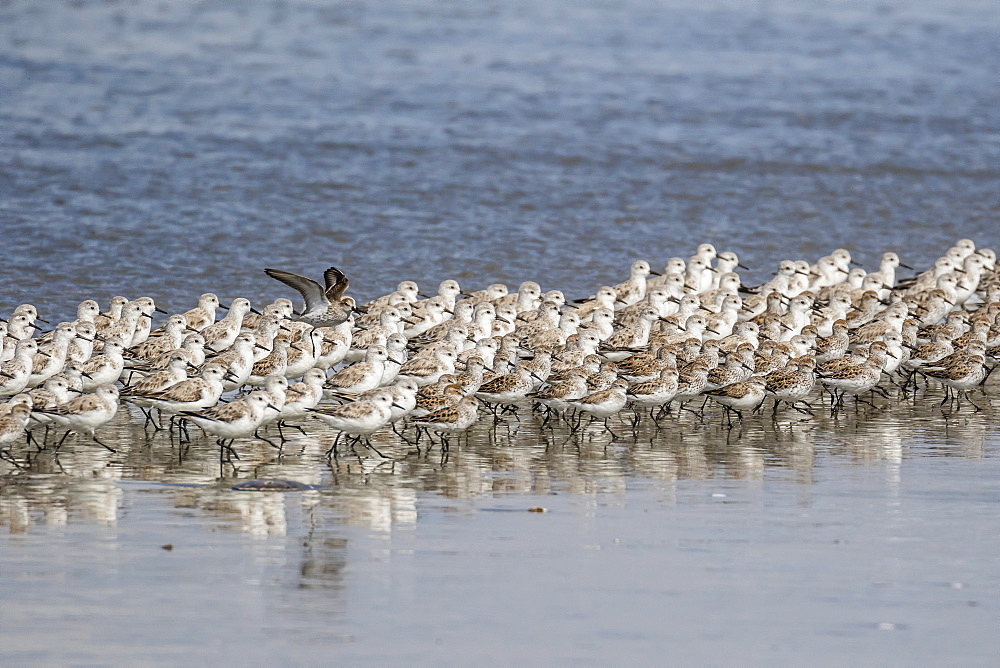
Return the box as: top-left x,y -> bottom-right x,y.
284,328 -> 326,380
181,293 -> 222,331
570,286 -> 618,321
93,296 -> 129,333
475,366 -> 536,408
128,314 -> 190,362
403,297 -> 452,339
611,261 -> 655,308
133,364 -> 227,419
28,322 -> 76,389
0,403 -> 32,450
626,367 -> 679,417
411,380 -> 465,417
324,345 -> 389,394
764,357 -> 817,415
278,368 -> 328,425
568,378 -> 630,435
180,391 -> 278,459
129,297 -> 165,347
396,347 -> 457,387
705,378 -> 767,424
65,322 -> 97,365
313,328 -> 350,371
246,338 -> 290,387
528,374 -> 591,414
922,350 -> 988,411
97,301 -> 145,349
379,333 -> 409,386
410,396 -> 480,446
308,388 -> 399,456
122,349 -> 191,397
81,341 -> 126,392
0,339 -> 40,398
460,283 -> 508,305
599,306 -> 664,360
202,298 -> 254,352
34,385 -> 120,452
493,281 -> 542,314
817,341 -> 890,410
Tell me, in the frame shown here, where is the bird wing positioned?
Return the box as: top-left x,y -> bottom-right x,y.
121,371 -> 173,395
44,394 -> 104,415
190,399 -> 252,422
284,383 -> 309,403
31,354 -> 49,375
412,405 -> 460,424
327,362 -> 372,388
150,379 -> 206,402
81,355 -> 110,375
398,356 -> 439,376
314,399 -> 376,420
265,268 -> 329,312
323,267 -> 350,301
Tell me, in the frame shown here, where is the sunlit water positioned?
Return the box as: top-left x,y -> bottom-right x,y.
2,0 -> 999,663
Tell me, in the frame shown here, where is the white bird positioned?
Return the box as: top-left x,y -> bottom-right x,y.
34,385 -> 120,452
180,391 -> 278,461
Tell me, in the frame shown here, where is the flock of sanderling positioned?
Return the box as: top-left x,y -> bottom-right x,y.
0,238 -> 998,462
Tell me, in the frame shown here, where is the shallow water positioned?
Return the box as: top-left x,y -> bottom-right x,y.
2,0 -> 1000,663
2,396 -> 1000,663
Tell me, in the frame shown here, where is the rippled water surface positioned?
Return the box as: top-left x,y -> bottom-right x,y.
2,0 -> 999,663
